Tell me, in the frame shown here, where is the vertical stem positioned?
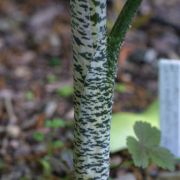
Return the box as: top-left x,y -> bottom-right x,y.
140,168 -> 147,180
70,0 -> 110,179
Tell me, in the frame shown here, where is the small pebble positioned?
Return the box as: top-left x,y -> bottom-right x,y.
116,173 -> 136,180
6,125 -> 21,138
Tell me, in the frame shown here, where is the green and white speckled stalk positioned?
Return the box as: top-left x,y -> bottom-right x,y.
71,1 -> 111,179
70,0 -> 142,179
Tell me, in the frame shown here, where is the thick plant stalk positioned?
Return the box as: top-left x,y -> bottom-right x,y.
70,0 -> 142,179
71,1 -> 110,179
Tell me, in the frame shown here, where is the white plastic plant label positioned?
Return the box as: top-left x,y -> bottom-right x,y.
159,59 -> 180,157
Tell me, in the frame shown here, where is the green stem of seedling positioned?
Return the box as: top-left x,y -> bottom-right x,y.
140,167 -> 147,180
47,128 -> 56,156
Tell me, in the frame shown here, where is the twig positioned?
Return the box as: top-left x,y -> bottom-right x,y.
3,91 -> 17,124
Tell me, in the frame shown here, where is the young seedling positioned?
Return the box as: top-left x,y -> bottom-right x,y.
127,121 -> 175,173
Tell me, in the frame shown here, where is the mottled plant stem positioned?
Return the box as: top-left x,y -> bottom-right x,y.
70,0 -> 142,179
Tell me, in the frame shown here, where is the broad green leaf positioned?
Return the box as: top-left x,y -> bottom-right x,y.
110,113 -> 138,152
150,147 -> 175,171
144,100 -> 159,116
110,100 -> 159,152
57,85 -> 73,97
45,118 -> 65,128
126,121 -> 175,170
127,136 -> 149,168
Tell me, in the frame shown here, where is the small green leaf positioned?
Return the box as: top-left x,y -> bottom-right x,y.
115,83 -> 127,93
25,91 -> 34,101
127,136 -> 149,168
47,74 -> 57,83
52,140 -> 64,148
49,57 -> 61,66
126,121 -> 175,170
150,147 -> 175,171
134,121 -> 160,146
33,132 -> 45,142
57,85 -> 73,97
45,118 -> 65,128
40,158 -> 51,173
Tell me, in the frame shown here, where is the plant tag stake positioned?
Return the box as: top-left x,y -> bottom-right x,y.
159,59 -> 180,157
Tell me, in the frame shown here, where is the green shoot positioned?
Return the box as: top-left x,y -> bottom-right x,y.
127,121 -> 175,171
